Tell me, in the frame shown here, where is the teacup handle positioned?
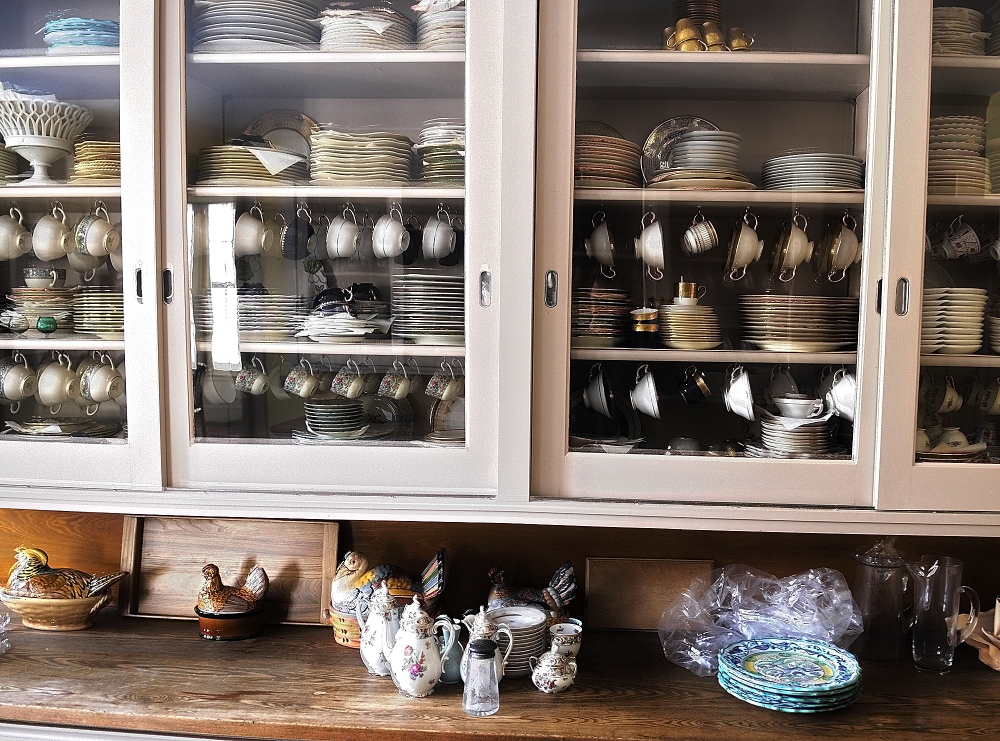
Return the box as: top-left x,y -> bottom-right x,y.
742,209 -> 758,230
725,265 -> 747,282
390,202 -> 404,222
392,359 -> 409,378
792,210 -> 808,231
296,202 -> 311,220
7,402 -> 19,415
48,403 -> 62,415
497,625 -> 513,667
84,402 -> 100,417
771,267 -> 796,283
436,205 -> 452,224
826,268 -> 848,283
346,358 -> 360,374
364,356 -> 377,374
644,265 -> 662,281
94,201 -> 111,222
641,211 -> 656,228
9,206 -> 23,224
592,209 -> 606,228
601,264 -> 617,280
696,285 -> 707,298
82,268 -> 97,282
589,363 -> 601,381
300,358 -> 314,376
635,364 -> 650,384
343,203 -> 358,223
528,655 -> 539,672
12,351 -> 27,368
52,201 -> 67,224
842,211 -> 857,231
250,202 -> 264,221
252,356 -> 266,373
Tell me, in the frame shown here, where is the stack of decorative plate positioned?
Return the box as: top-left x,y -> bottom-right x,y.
317,5 -> 415,51
0,143 -> 19,181
301,398 -> 369,439
74,288 -> 124,339
391,271 -> 464,344
571,288 -> 632,347
416,119 -> 465,184
196,145 -> 308,185
928,116 -> 987,194
190,0 -> 321,52
574,135 -> 643,188
193,294 -> 310,339
673,0 -> 723,25
718,638 -> 861,713
416,1 -> 465,50
71,140 -> 120,183
987,314 -> 1000,353
760,413 -> 831,455
485,606 -> 548,679
40,17 -> 120,55
8,287 -> 75,333
647,130 -> 752,190
932,7 -> 986,56
310,128 -> 414,185
739,295 -> 859,352
657,303 -> 723,350
921,287 -> 986,354
761,152 -> 865,191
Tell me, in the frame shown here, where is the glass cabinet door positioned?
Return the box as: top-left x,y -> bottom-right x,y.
532,0 -> 891,505
0,0 -> 163,490
161,0 -> 510,496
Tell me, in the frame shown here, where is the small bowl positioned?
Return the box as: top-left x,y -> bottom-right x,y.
195,603 -> 265,641
0,590 -> 109,631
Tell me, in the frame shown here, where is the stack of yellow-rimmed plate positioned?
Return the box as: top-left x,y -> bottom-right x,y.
196,145 -> 308,185
574,135 -> 643,188
72,140 -> 120,183
657,302 -> 723,350
929,116 -> 988,194
74,287 -> 123,339
921,287 -> 987,354
310,128 -> 414,185
739,295 -> 859,352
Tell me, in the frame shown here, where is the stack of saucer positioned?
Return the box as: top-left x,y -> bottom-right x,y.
761,152 -> 865,191
197,145 -> 308,186
416,119 -> 465,184
317,5 -> 415,51
928,116 -> 988,195
739,295 -> 859,352
657,303 -> 723,350
987,314 -> 1000,353
718,638 -> 861,713
649,130 -> 752,190
74,288 -> 124,338
574,135 -> 643,188
485,605 -> 548,679
921,287 -> 986,354
310,128 -> 414,185
760,413 -> 831,455
72,140 -> 120,183
571,288 -> 632,347
416,1 -> 465,50
8,287 -> 75,332
932,7 -> 986,56
301,398 -> 369,439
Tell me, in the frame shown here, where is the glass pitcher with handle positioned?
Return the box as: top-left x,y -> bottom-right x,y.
851,537 -> 911,661
907,556 -> 979,673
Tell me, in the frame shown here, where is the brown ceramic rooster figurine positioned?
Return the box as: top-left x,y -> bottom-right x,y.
331,549 -> 446,614
5,546 -> 127,599
196,564 -> 269,615
487,561 -> 577,617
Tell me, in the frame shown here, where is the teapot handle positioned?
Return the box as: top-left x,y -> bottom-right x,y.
568,658 -> 578,677
957,586 -> 981,645
528,655 -> 538,672
354,599 -> 369,631
497,625 -> 514,667
434,617 -> 457,660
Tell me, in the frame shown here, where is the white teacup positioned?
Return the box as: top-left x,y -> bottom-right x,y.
202,368 -> 236,406
817,365 -> 844,401
260,213 -> 286,259
770,212 -> 813,282
74,202 -> 121,257
36,353 -> 80,414
724,365 -> 755,421
373,203 -> 410,259
234,204 -> 266,257
824,216 -> 861,282
0,352 -> 37,402
422,210 -> 456,260
937,426 -> 969,449
929,375 -> 963,414
109,245 -> 124,273
681,212 -> 718,256
629,364 -> 660,419
634,212 -> 664,281
725,211 -> 763,281
582,363 -> 613,418
915,427 -> 931,452
825,370 -> 858,422
326,207 -> 360,259
32,203 -> 73,261
774,394 -> 825,419
23,267 -> 65,288
979,380 -> 1000,415
78,354 -> 125,405
0,206 -> 32,261
67,248 -> 104,281
764,365 -> 798,407
352,215 -> 376,262
584,212 -> 616,278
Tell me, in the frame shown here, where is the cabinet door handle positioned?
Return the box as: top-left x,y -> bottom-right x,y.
479,266 -> 492,307
894,277 -> 909,316
544,270 -> 558,308
162,268 -> 174,305
875,279 -> 882,315
134,268 -> 143,303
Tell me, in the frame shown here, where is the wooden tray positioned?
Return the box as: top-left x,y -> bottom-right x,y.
119,516 -> 338,625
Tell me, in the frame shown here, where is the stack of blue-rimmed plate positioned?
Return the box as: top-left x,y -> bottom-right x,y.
717,638 -> 861,713
40,17 -> 120,55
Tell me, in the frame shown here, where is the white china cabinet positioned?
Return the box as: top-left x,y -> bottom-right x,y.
531,0 -> 894,506
0,0 -> 163,490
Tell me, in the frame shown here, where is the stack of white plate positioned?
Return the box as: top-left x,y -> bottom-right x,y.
8,287 -> 75,333
987,314 -> 1000,352
485,605 -> 548,679
416,2 -> 465,50
673,0 -> 722,25
303,398 -> 368,439
310,128 -> 414,185
574,135 -> 643,188
739,295 -> 859,352
0,144 -> 19,182
317,5 -> 415,51
929,116 -> 988,194
72,140 -> 120,183
987,23 -> 1000,55
921,287 -> 986,354
74,288 -> 124,339
296,312 -> 388,342
657,303 -> 722,350
197,145 -> 308,185
648,130 -> 752,190
391,271 -> 464,344
416,119 -> 464,184
761,152 -> 864,191
191,0 -> 322,52
571,288 -> 632,347
932,7 -> 986,56
760,413 -> 831,456
193,294 -> 310,340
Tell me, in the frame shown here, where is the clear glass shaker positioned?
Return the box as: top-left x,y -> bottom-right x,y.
462,638 -> 500,717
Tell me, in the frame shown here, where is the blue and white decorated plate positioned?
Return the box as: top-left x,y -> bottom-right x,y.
718,672 -> 861,714
718,639 -> 861,695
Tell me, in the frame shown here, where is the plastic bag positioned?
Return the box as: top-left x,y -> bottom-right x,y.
657,564 -> 863,676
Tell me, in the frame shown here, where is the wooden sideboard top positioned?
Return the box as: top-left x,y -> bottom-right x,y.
0,611 -> 997,741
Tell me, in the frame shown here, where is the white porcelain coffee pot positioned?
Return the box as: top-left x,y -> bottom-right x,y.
356,583 -> 400,677
460,605 -> 513,682
385,596 -> 457,697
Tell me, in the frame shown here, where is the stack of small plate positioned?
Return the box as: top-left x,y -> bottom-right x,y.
196,145 -> 308,186
932,7 -> 986,56
921,287 -> 986,354
74,288 -> 124,339
391,271 -> 464,345
416,2 -> 465,50
761,152 -> 865,191
193,294 -> 310,340
648,130 -> 753,190
72,140 -> 120,184
41,17 -> 120,55
987,314 -> 1000,353
416,119 -> 465,185
657,303 -> 723,350
574,135 -> 643,188
760,413 -> 831,455
739,295 -> 859,352
673,0 -> 723,25
191,0 -> 321,52
485,606 -> 548,679
8,287 -> 75,332
929,116 -> 988,194
571,288 -> 632,347
310,128 -> 414,185
317,5 -> 415,51
718,638 -> 861,713
302,398 -> 369,439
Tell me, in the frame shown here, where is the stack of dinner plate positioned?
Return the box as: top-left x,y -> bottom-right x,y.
310,128 -> 414,185
296,311 -> 388,342
416,119 -> 465,184
7,418 -> 123,438
40,17 -> 120,55
8,287 -> 75,332
571,288 -> 632,347
302,398 -> 369,439
739,295 -> 859,352
673,0 -> 723,25
485,605 -> 548,679
317,5 -> 415,51
193,293 -> 310,339
574,135 -> 643,188
761,152 -> 865,191
929,116 -> 988,194
987,23 -> 1000,55
648,130 -> 752,190
74,288 -> 124,338
718,638 -> 861,713
987,314 -> 1000,353
0,143 -> 19,181
391,270 -> 464,344
759,412 -> 831,455
921,287 -> 986,354
657,303 -> 723,350
190,0 -> 322,52
196,145 -> 308,185
72,140 -> 120,183
932,7 -> 986,56
416,1 -> 465,50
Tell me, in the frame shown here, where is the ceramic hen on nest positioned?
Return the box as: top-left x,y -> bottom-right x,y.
196,564 -> 269,615
331,548 -> 446,614
487,561 -> 576,617
5,545 -> 127,599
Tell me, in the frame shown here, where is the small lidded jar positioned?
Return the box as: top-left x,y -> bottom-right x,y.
631,306 -> 659,347
462,638 -> 500,717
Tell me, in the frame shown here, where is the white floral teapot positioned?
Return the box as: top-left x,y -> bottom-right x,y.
384,595 -> 457,697
460,605 -> 513,682
530,647 -> 577,693
356,583 -> 399,677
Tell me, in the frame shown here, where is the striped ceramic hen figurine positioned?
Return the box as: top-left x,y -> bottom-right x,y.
196,564 -> 269,615
5,546 -> 128,599
486,561 -> 577,616
331,549 -> 446,614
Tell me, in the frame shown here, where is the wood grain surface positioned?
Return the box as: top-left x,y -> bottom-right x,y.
0,613 -> 997,741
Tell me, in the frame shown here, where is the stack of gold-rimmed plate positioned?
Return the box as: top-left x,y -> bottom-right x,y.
929,116 -> 988,194
74,287 -> 123,339
739,295 -> 859,352
572,287 -> 632,347
657,302 -> 723,350
574,135 -> 643,188
196,145 -> 308,185
416,118 -> 464,185
317,5 -> 415,51
759,412 -> 831,456
310,128 -> 414,185
921,287 -> 987,354
648,130 -> 753,190
415,0 -> 465,50
932,6 -> 986,56
391,270 -> 465,345
8,286 -> 76,333
301,397 -> 369,439
674,0 -> 722,25
193,293 -> 310,340
72,140 -> 120,183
